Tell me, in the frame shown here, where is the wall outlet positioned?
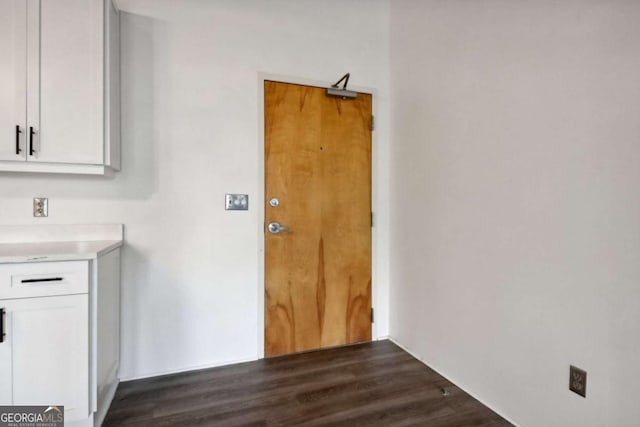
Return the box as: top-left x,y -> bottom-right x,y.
569,365 -> 587,397
33,198 -> 48,217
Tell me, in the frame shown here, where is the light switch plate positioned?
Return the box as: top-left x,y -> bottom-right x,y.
33,197 -> 48,217
225,194 -> 249,210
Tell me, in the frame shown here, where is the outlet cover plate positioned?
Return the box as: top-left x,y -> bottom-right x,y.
33,198 -> 48,217
569,365 -> 587,397
225,194 -> 249,211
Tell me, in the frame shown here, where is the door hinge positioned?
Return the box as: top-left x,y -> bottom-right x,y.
371,212 -> 374,227
371,308 -> 374,323
371,115 -> 375,131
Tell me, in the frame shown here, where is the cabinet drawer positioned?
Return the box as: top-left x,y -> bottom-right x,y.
0,261 -> 88,300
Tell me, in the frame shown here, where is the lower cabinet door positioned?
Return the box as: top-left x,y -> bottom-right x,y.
0,294 -> 89,422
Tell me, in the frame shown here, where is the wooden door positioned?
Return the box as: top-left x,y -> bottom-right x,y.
265,81 -> 372,357
0,0 -> 27,161
29,0 -> 104,165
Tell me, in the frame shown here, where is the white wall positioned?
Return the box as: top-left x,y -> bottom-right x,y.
0,0 -> 390,379
390,1 -> 640,426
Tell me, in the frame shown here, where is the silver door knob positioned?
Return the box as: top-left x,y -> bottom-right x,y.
268,222 -> 290,234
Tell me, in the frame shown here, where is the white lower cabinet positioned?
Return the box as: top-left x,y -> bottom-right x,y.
0,294 -> 89,422
0,250 -> 120,426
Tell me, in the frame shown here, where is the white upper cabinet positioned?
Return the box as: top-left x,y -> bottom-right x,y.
0,1 -> 27,162
34,0 -> 104,165
0,0 -> 120,175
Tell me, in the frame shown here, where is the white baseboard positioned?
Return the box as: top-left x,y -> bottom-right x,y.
388,337 -> 519,427
119,338 -> 393,383
65,414 -> 94,427
119,356 -> 258,382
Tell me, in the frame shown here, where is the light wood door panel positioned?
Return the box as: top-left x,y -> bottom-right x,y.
265,81 -> 372,357
0,0 -> 27,161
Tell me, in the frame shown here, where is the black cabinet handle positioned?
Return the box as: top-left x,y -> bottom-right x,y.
29,126 -> 35,156
0,308 -> 5,344
21,277 -> 63,284
15,125 -> 22,155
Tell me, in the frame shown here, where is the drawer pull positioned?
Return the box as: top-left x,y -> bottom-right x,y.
21,277 -> 64,284
0,308 -> 5,343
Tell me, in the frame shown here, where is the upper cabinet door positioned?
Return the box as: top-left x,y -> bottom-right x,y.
0,1 -> 27,161
29,0 -> 104,165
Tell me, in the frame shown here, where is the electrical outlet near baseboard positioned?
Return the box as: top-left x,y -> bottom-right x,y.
569,365 -> 587,397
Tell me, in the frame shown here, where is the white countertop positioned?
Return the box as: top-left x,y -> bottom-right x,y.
0,240 -> 123,263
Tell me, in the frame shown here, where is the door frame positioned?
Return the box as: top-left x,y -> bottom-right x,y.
256,73 -> 381,358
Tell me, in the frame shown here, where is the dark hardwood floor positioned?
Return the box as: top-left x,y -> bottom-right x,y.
104,340 -> 511,426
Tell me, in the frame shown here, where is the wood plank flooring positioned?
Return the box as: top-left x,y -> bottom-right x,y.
104,340 -> 512,426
